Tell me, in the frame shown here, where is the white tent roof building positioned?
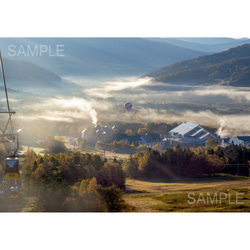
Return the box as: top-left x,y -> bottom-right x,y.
169,122 -> 214,140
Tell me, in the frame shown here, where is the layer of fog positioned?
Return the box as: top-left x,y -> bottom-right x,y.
79,78 -> 250,137
15,97 -> 115,126
69,76 -> 153,99
76,77 -> 250,105
4,76 -> 250,139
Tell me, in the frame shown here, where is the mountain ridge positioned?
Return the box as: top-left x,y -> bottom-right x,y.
146,37 -> 250,53
146,44 -> 250,86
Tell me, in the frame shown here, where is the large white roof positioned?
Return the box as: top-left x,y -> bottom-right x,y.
169,122 -> 198,136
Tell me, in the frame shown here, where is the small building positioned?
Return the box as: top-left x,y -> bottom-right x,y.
228,138 -> 245,146
127,135 -> 142,146
141,134 -> 161,147
237,136 -> 250,147
96,125 -> 113,142
112,134 -> 129,143
82,125 -> 166,149
82,127 -> 98,146
221,136 -> 250,148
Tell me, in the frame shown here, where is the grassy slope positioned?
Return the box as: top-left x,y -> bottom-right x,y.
124,175 -> 250,212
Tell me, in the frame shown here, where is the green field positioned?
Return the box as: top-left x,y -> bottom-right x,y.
124,175 -> 250,212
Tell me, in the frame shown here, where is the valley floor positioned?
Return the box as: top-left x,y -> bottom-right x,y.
124,175 -> 250,212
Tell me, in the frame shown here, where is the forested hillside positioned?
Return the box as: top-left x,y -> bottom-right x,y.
146,44 -> 250,86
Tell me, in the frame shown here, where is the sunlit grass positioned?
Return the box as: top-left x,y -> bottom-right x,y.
124,176 -> 250,212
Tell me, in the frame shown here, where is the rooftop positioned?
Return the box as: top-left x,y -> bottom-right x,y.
237,136 -> 250,143
169,122 -> 199,137
228,138 -> 244,145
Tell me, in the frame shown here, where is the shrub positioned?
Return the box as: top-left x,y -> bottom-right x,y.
96,162 -> 126,190
98,185 -> 125,212
42,136 -> 67,154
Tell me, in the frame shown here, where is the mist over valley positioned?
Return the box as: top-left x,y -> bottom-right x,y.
1,37 -> 250,142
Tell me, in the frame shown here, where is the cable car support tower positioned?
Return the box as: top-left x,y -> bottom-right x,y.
0,50 -> 19,199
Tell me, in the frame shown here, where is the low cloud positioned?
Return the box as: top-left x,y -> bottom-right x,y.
83,77 -> 152,99
216,115 -> 250,137
191,86 -> 250,103
16,97 -> 110,125
11,76 -> 250,139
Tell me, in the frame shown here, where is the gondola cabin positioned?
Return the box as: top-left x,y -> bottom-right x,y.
5,157 -> 19,180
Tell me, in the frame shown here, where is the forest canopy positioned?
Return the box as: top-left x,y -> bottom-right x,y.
21,150 -> 126,212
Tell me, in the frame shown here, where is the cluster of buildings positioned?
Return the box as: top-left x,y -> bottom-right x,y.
167,124 -> 250,149
82,125 -> 164,148
81,122 -> 250,150
222,136 -> 250,148
81,122 -> 216,149
167,123 -> 250,149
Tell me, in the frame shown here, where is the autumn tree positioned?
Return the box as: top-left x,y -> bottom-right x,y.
146,122 -> 168,135
125,129 -> 133,136
138,128 -> 149,135
61,177 -> 105,212
138,152 -> 155,178
42,136 -> 67,154
96,162 -> 126,189
123,155 -> 139,178
152,143 -> 162,152
205,139 -> 219,149
138,144 -> 148,151
98,185 -> 125,212
206,154 -> 225,176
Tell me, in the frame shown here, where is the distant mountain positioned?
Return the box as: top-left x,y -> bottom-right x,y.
172,37 -> 242,45
1,37 -> 249,91
146,44 -> 250,86
146,37 -> 250,53
2,58 -> 62,88
0,38 -> 207,77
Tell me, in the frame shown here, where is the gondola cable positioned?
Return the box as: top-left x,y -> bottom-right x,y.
0,50 -> 19,186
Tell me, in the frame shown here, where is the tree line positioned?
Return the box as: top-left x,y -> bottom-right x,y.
95,140 -> 162,153
123,142 -> 250,179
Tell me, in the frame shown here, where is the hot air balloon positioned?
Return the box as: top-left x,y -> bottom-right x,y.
124,102 -> 133,112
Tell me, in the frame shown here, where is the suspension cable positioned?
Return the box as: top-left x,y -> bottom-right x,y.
0,50 -> 15,134
0,50 -> 11,114
0,50 -> 19,159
